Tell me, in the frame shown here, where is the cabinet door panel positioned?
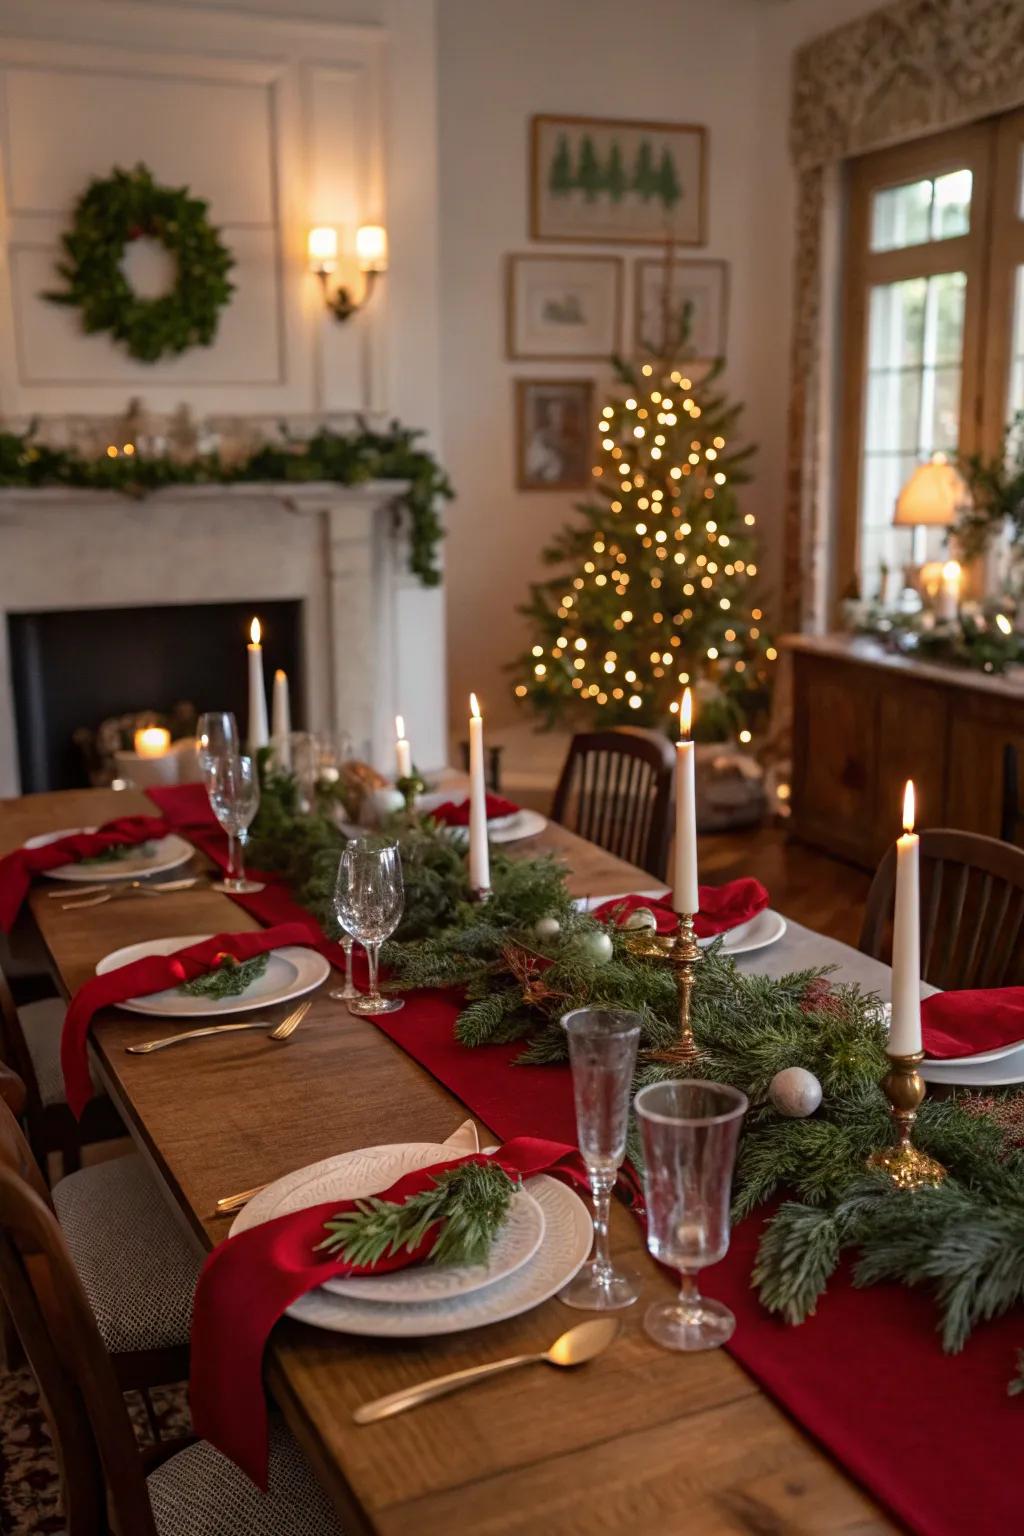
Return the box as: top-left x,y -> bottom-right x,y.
792,658 -> 876,863
875,681 -> 948,859
948,704 -> 1024,837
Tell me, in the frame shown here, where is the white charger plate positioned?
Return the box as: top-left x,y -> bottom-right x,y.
25,826 -> 193,883
575,892 -> 787,958
235,1142 -> 546,1305
418,793 -> 548,845
920,1044 -> 1024,1087
95,933 -> 330,1018
231,1142 -> 593,1337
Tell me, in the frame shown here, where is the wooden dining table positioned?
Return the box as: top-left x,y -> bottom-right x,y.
0,785 -> 893,1535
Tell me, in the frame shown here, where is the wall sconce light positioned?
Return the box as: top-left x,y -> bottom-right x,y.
307,224 -> 388,322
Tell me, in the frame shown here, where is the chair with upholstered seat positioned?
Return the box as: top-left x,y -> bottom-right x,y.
0,1085 -> 200,1402
859,827 -> 1024,989
0,1160 -> 342,1535
0,962 -> 124,1178
551,728 -> 676,880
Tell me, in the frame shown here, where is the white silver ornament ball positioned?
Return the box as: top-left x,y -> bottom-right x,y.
533,916 -> 561,941
622,907 -> 657,932
768,1067 -> 823,1119
574,929 -> 614,964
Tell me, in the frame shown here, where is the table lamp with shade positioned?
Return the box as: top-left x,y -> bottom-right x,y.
892,453 -> 971,586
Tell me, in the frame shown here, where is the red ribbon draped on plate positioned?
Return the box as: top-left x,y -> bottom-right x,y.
189,1135 -> 586,1488
592,879 -> 769,939
0,815 -> 169,932
60,923 -> 319,1118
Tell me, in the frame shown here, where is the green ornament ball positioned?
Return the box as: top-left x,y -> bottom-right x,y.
623,906 -> 657,932
533,916 -> 561,941
574,929 -> 613,964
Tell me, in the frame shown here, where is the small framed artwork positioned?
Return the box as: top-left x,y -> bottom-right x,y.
531,114 -> 706,246
515,379 -> 594,492
506,254 -> 623,361
634,258 -> 728,361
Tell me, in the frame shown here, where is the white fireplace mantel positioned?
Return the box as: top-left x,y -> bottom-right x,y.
0,481 -> 447,794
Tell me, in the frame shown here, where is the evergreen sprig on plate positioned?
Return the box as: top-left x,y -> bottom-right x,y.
317,1161 -> 518,1269
181,952 -> 270,999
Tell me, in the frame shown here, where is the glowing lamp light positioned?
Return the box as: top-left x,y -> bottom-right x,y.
249,617 -> 262,647
355,224 -> 388,273
134,726 -> 170,759
902,779 -> 915,836
307,226 -> 338,274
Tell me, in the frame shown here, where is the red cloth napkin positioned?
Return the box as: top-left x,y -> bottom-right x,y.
593,879 -> 769,940
430,793 -> 519,827
0,816 -> 169,933
190,1135 -> 587,1487
60,923 -> 319,1119
922,988 -> 1024,1060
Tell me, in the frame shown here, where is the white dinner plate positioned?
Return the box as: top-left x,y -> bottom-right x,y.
576,893 -> 787,958
417,793 -> 547,844
235,1142 -> 546,1305
94,933 -> 330,1018
232,1142 -> 593,1337
25,826 -> 194,883
920,1042 -> 1024,1087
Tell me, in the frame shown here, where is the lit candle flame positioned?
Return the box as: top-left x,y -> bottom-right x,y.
902,779 -> 915,835
942,559 -> 960,584
680,687 -> 693,740
996,612 -> 1013,635
250,617 -> 261,646
395,714 -> 406,739
470,692 -> 481,720
275,667 -> 286,682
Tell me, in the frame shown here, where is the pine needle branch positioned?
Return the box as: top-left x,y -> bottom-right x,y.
317,1161 -> 518,1269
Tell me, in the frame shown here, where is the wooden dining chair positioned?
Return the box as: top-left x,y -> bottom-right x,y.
551,728 -> 676,880
859,828 -> 1024,990
1001,744 -> 1023,847
0,1084 -> 198,1405
0,961 -> 124,1179
0,1160 -> 343,1536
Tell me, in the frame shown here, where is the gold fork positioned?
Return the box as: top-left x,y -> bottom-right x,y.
59,877 -> 204,910
125,999 -> 311,1054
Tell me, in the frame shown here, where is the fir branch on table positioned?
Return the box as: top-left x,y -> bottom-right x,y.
316,1161 -> 518,1269
180,952 -> 270,999
80,841 -> 155,865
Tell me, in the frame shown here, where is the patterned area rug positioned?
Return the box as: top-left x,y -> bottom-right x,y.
0,1366 -> 189,1534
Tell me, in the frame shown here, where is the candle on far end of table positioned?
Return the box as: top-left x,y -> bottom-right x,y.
672,688 -> 700,916
934,559 -> 961,623
468,692 -> 490,893
133,725 -> 171,759
889,779 -> 923,1056
395,715 -> 413,780
272,668 -> 291,770
247,617 -> 270,751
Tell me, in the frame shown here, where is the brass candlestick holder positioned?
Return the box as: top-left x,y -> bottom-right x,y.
396,773 -> 426,813
626,912 -> 703,1065
867,1051 -> 947,1189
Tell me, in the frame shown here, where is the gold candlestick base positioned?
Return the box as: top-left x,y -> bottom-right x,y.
627,912 -> 703,1065
866,1050 -> 946,1190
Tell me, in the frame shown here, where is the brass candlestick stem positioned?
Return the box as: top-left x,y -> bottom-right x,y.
867,1051 -> 947,1189
627,912 -> 703,1065
396,774 -> 425,813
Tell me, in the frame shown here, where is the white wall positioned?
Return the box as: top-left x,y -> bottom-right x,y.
436,0 -> 885,737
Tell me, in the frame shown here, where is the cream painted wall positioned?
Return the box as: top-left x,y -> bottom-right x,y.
436,0 -> 885,736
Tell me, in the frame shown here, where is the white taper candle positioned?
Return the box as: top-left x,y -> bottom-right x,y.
468,693 -> 490,893
889,779 -> 923,1055
672,688 -> 700,916
247,617 -> 269,752
272,669 -> 291,769
395,715 -> 413,780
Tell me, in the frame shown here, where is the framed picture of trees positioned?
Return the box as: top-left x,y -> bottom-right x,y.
530,114 -> 706,245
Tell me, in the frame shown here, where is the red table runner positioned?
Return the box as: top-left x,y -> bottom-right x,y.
150,784 -> 1021,1535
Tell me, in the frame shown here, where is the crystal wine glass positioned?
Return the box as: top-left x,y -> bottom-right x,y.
207,753 -> 265,895
196,712 -> 239,789
634,1079 -> 748,1351
558,1007 -> 642,1311
334,837 -> 405,1016
316,845 -> 359,1002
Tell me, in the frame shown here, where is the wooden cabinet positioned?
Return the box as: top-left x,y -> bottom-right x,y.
788,636 -> 1024,868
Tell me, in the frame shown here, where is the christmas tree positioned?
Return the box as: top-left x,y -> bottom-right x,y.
512,315 -> 777,742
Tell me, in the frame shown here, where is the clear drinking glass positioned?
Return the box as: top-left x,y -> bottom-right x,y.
558,1008 -> 642,1311
207,753 -> 264,895
196,712 -> 239,789
317,844 -> 359,1003
334,837 -> 405,1016
635,1079 -> 748,1351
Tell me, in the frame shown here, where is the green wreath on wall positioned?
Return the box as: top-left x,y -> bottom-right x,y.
44,163 -> 235,363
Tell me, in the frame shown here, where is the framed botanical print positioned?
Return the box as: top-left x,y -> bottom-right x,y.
515,379 -> 594,491
633,258 -> 728,361
506,254 -> 623,361
531,114 -> 707,246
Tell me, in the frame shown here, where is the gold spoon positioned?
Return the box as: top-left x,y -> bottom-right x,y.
353,1318 -> 621,1424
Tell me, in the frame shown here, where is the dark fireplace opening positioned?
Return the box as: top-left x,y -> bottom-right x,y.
9,600 -> 304,792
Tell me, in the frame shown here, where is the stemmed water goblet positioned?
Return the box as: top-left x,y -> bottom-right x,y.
334,837 -> 405,1016
314,844 -> 359,1002
558,1007 -> 642,1311
196,712 -> 239,789
206,753 -> 265,895
634,1079 -> 748,1350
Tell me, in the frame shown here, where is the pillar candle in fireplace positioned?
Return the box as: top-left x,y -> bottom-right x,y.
468,693 -> 490,894
247,618 -> 270,751
272,668 -> 291,769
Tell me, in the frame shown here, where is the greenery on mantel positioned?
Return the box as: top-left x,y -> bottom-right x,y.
0,420 -> 452,586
